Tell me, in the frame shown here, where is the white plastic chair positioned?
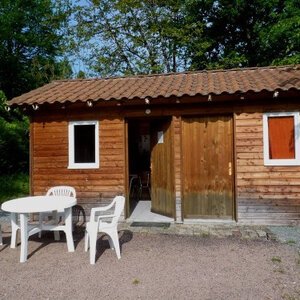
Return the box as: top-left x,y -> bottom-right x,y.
85,196 -> 125,264
39,186 -> 76,240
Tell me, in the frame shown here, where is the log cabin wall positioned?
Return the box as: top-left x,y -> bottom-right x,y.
235,102 -> 300,225
29,95 -> 300,224
31,108 -> 125,211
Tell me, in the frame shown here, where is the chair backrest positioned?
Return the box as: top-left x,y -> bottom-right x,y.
111,196 -> 125,225
46,186 -> 76,198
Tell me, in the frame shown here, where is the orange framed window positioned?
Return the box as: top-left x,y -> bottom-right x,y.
263,112 -> 299,166
268,116 -> 295,159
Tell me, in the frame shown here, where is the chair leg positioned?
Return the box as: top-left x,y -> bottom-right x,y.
10,213 -> 18,248
52,211 -> 60,241
109,230 -> 121,259
64,208 -> 74,252
107,236 -> 114,250
0,224 -> 3,245
38,213 -> 43,238
84,230 -> 89,252
89,229 -> 97,265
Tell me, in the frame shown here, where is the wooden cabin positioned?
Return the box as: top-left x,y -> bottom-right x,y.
8,65 -> 300,225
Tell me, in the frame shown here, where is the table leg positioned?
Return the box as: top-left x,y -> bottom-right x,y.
20,213 -> 28,263
52,210 -> 60,241
64,208 -> 74,252
10,213 -> 18,248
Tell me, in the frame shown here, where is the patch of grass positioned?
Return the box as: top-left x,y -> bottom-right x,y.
282,293 -> 298,300
286,240 -> 296,245
271,256 -> 282,263
132,278 -> 140,285
201,232 -> 210,238
0,173 -> 29,204
273,267 -> 285,274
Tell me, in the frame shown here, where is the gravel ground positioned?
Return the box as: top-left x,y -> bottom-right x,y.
267,226 -> 300,249
0,227 -> 300,300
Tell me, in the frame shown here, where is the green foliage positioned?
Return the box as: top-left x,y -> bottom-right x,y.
0,0 -> 73,99
73,0 -> 300,74
0,91 -> 29,174
0,1 -> 74,176
187,0 -> 300,69
0,173 -> 29,203
73,0 -> 205,75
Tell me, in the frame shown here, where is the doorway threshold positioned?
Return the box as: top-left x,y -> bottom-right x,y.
130,222 -> 170,228
184,219 -> 236,225
127,200 -> 174,223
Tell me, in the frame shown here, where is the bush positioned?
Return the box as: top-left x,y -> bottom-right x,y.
0,91 -> 29,174
0,173 -> 29,203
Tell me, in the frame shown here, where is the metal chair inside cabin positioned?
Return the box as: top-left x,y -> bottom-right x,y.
138,171 -> 151,200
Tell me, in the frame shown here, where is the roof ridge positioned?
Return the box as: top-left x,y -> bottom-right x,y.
53,64 -> 300,84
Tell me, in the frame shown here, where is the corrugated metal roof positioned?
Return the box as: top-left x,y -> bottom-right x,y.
8,65 -> 300,106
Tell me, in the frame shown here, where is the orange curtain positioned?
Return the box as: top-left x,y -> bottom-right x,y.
268,116 -> 295,159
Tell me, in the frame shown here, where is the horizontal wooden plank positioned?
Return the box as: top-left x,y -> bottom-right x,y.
235,119 -> 262,126
33,161 -> 124,168
236,159 -> 264,166
33,167 -> 123,174
236,134 -> 263,140
238,206 -> 300,213
235,126 -> 263,133
236,146 -> 262,153
237,166 -> 300,173
237,179 -> 300,186
236,153 -> 263,159
238,219 -> 300,225
32,173 -> 123,181
237,172 -> 300,179
238,212 -> 300,219
238,195 -> 300,202
238,194 -> 300,201
33,181 -> 124,190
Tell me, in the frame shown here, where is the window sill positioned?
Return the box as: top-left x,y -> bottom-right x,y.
68,163 -> 99,169
264,159 -> 300,166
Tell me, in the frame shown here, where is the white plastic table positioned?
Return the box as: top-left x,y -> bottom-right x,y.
1,195 -> 77,262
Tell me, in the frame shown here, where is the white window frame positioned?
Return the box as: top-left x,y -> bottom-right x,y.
68,120 -> 99,169
263,112 -> 300,166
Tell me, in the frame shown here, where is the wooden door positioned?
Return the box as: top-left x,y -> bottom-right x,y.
182,115 -> 234,219
150,119 -> 175,217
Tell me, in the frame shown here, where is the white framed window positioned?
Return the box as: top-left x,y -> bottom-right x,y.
68,120 -> 99,169
263,112 -> 300,166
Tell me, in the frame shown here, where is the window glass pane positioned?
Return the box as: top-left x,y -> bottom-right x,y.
74,124 -> 95,163
268,116 -> 295,159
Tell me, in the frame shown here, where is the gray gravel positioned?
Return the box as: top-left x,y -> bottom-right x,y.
0,210 -> 11,223
267,226 -> 300,248
0,226 -> 300,300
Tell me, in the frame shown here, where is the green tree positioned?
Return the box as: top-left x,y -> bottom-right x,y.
0,0 -> 73,99
187,0 -> 300,69
73,0 -> 299,74
73,0 -> 204,75
0,91 -> 29,174
0,1 -> 73,175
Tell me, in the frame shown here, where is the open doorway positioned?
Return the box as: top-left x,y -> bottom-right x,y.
128,120 -> 151,207
127,118 -> 175,222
